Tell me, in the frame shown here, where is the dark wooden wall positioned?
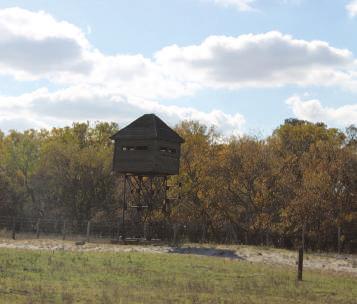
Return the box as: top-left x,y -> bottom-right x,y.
113,139 -> 181,175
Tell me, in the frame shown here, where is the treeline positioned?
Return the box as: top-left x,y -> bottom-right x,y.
0,119 -> 356,251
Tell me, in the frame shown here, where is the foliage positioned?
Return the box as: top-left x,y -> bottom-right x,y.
0,120 -> 356,251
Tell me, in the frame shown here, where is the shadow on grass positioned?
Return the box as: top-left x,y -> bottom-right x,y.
168,247 -> 245,259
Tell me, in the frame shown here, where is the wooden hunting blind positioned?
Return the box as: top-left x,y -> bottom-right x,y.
110,114 -> 184,241
110,114 -> 184,176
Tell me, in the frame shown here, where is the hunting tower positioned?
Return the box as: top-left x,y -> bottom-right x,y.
110,114 -> 184,175
110,114 -> 184,241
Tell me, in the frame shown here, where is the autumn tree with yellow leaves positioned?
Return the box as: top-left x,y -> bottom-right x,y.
0,119 -> 356,251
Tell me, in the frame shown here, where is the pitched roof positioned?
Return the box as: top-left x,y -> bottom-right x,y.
110,114 -> 184,143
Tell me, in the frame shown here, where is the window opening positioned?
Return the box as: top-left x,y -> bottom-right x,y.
159,147 -> 176,154
122,146 -> 148,151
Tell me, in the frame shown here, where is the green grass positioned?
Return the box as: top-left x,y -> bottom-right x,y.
0,248 -> 356,304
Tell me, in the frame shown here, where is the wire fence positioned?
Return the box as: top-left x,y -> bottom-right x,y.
0,215 -> 237,245
0,215 -> 356,253
0,215 -> 194,243
0,216 -> 122,242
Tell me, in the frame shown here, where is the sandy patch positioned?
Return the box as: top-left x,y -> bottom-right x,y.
0,238 -> 356,275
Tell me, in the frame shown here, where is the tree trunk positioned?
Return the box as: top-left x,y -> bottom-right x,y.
302,222 -> 306,252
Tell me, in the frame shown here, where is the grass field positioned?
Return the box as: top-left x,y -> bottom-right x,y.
0,248 -> 356,304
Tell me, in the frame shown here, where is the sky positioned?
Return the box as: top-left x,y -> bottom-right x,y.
0,0 -> 356,136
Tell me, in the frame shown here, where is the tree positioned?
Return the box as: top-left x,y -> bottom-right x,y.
269,119 -> 346,249
36,122 -> 118,223
1,130 -> 42,216
174,121 -> 220,242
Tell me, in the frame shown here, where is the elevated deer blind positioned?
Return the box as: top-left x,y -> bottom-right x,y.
110,114 -> 184,240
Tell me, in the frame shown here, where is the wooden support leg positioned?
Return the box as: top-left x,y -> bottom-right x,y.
12,217 -> 16,240
297,247 -> 304,281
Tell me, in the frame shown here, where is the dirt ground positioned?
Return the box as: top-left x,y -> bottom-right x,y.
0,238 -> 356,276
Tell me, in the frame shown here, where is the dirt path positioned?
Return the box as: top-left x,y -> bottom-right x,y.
0,238 -> 356,275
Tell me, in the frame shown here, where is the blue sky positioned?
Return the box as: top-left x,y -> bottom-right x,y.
0,0 -> 356,136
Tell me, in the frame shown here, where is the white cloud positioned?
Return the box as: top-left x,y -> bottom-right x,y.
0,7 -> 244,134
278,0 -> 303,5
1,7 -> 357,95
0,7 -> 197,100
346,1 -> 357,17
211,0 -> 255,11
286,95 -> 357,126
0,7 -> 92,80
208,0 -> 304,11
86,52 -> 200,100
0,85 -> 245,135
1,7 -> 357,134
155,31 -> 356,90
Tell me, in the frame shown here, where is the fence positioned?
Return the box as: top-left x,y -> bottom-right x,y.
0,216 -> 190,243
0,215 -> 355,253
0,215 -> 240,244
0,216 -> 121,242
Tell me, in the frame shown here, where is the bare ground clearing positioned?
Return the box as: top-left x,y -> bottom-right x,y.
0,238 -> 356,276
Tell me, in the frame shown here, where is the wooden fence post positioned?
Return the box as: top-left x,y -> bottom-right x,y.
301,222 -> 306,252
122,175 -> 127,241
11,217 -> 16,240
297,247 -> 304,281
36,218 -> 41,239
62,220 -> 66,240
86,220 -> 91,242
173,224 -> 177,245
54,220 -> 58,234
116,219 -> 120,241
337,226 -> 341,254
20,217 -> 23,232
